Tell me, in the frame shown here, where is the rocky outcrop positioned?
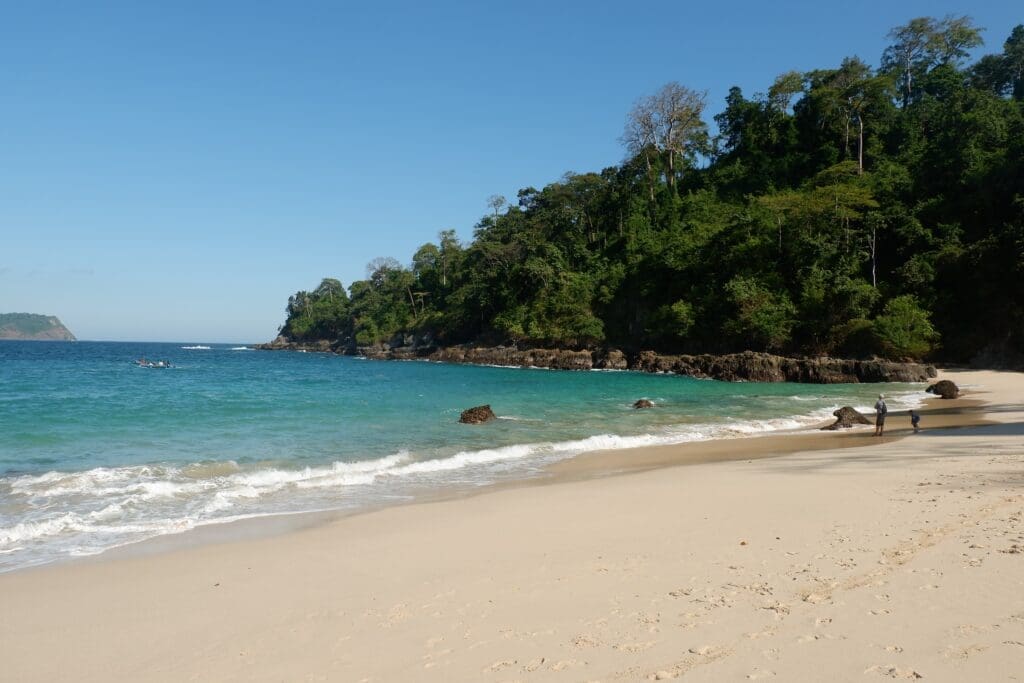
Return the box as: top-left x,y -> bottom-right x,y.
595,349 -> 629,370
256,337 -> 937,385
425,347 -> 934,383
821,406 -> 872,430
926,380 -> 960,399
628,350 -> 936,384
429,346 -> 594,370
459,405 -> 496,424
253,335 -> 339,353
633,399 -> 655,409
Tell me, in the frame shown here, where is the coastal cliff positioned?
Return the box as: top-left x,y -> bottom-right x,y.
255,336 -> 935,384
0,313 -> 76,341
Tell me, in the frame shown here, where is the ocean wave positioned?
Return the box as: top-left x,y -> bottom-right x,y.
0,388 -> 929,570
181,345 -> 211,350
230,346 -> 251,351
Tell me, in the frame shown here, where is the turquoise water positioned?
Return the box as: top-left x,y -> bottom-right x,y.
0,341 -> 925,570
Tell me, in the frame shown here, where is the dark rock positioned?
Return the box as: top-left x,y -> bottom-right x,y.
625,350 -> 933,384
253,337 -> 334,353
821,406 -> 872,430
926,380 -> 960,399
633,399 -> 655,409
255,337 -> 936,385
459,405 -> 496,424
429,346 -> 594,370
595,349 -> 628,370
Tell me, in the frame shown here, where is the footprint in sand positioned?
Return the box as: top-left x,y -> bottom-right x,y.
802,592 -> 829,604
483,659 -> 516,672
650,645 -> 731,680
943,644 -> 989,659
522,657 -> 546,672
571,634 -> 600,649
747,668 -> 776,679
746,627 -> 777,639
760,601 -> 790,617
615,641 -> 657,653
864,664 -> 923,679
550,659 -> 584,671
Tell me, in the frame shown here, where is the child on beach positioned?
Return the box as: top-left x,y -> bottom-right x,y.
910,409 -> 920,433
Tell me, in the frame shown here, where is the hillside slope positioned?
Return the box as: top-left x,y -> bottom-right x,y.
0,313 -> 76,341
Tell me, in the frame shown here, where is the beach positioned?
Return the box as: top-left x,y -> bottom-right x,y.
1,368 -> 1021,681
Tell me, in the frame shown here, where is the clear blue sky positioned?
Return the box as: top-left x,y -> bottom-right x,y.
2,1 -> 1019,342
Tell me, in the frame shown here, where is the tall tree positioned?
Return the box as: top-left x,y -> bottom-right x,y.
622,82 -> 708,194
883,15 -> 984,107
1002,25 -> 1024,99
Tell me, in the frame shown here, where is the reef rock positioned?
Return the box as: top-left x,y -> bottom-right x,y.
821,406 -> 873,430
926,380 -> 960,399
459,405 -> 496,424
595,349 -> 629,370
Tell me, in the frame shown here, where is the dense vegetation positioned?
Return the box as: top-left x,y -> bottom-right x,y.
279,17 -> 1024,363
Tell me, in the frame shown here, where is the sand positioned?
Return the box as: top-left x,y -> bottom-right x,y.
1,368 -> 1022,681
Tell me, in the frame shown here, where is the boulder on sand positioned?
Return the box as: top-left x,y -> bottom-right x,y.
926,380 -> 960,399
633,399 -> 655,409
459,405 -> 496,424
821,406 -> 872,430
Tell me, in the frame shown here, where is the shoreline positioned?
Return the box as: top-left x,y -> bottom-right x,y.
4,377 -> 955,575
1,372 -> 982,575
1,368 -> 1020,681
256,339 -> 939,383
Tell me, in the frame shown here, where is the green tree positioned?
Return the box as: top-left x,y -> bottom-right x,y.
724,276 -> 796,351
883,15 -> 984,107
872,295 -> 939,359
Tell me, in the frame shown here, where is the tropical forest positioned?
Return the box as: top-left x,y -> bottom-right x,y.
277,17 -> 1024,364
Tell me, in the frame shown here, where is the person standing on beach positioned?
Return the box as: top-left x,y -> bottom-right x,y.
910,409 -> 920,433
874,394 -> 888,436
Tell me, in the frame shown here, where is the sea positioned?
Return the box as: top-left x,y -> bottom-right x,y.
0,340 -> 926,572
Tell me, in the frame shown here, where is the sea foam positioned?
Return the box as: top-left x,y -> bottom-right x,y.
2,393 -> 924,567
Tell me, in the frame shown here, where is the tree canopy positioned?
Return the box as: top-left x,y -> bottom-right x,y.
278,18 -> 1024,364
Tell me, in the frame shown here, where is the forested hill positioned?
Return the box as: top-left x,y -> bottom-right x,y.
276,17 -> 1024,365
0,313 -> 76,341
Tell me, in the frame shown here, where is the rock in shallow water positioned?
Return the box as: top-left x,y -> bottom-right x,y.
821,406 -> 872,430
459,405 -> 496,424
926,379 -> 960,399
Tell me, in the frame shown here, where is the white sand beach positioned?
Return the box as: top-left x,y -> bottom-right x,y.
1,368 -> 1021,681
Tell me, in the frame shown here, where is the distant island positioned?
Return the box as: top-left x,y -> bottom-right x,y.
0,313 -> 76,341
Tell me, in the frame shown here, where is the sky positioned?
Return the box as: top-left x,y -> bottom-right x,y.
1,1 -> 1019,343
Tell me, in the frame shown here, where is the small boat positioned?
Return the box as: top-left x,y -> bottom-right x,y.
135,358 -> 172,368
